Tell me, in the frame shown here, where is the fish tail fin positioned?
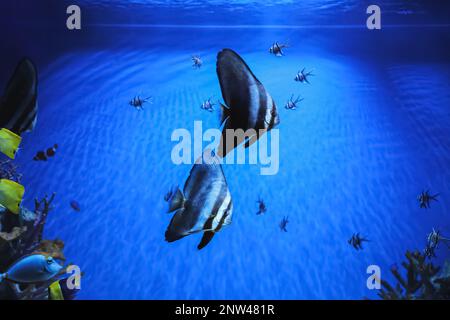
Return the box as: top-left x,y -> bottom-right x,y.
219,103 -> 230,126
168,188 -> 185,212
0,128 -> 22,159
197,231 -> 215,250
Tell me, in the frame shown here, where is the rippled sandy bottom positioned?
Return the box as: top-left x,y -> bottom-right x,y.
12,27 -> 450,299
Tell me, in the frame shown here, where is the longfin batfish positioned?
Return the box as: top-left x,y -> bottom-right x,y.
216,49 -> 279,157
165,151 -> 233,250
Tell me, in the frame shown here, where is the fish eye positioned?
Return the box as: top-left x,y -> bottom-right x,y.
46,257 -> 54,264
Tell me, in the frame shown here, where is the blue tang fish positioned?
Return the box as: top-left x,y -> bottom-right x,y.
0,254 -> 63,284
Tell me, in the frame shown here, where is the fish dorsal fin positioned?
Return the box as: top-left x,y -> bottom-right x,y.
216,49 -> 262,110
197,231 -> 215,250
168,188 -> 185,212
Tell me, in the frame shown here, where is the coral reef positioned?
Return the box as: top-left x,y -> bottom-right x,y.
35,239 -> 66,261
379,250 -> 450,300
0,160 -> 77,300
0,160 -> 22,183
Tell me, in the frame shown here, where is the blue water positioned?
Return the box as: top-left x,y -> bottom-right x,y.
1,1 -> 450,299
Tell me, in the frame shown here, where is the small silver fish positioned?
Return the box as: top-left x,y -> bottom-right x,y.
285,95 -> 304,110
269,42 -> 288,57
294,68 -> 314,84
200,98 -> 215,112
192,56 -> 202,69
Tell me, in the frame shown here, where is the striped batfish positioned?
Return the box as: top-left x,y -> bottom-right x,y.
0,58 -> 38,135
216,49 -> 279,157
165,151 -> 233,250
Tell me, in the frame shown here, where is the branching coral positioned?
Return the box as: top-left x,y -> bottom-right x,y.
379,250 -> 450,300
0,191 -> 78,300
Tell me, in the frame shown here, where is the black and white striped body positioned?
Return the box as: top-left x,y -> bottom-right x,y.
285,95 -> 303,110
295,68 -> 313,84
200,98 -> 215,112
0,58 -> 38,136
165,153 -> 233,249
294,73 -> 306,83
269,43 -> 287,57
192,56 -> 202,69
216,49 -> 279,157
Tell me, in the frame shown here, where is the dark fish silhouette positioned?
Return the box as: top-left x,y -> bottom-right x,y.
33,151 -> 47,161
348,233 -> 369,250
256,198 -> 266,215
279,216 -> 289,232
70,200 -> 81,212
166,152 -> 233,250
33,144 -> 58,161
129,96 -> 151,110
418,190 -> 439,208
47,145 -> 57,157
216,49 -> 279,157
0,58 -> 38,135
